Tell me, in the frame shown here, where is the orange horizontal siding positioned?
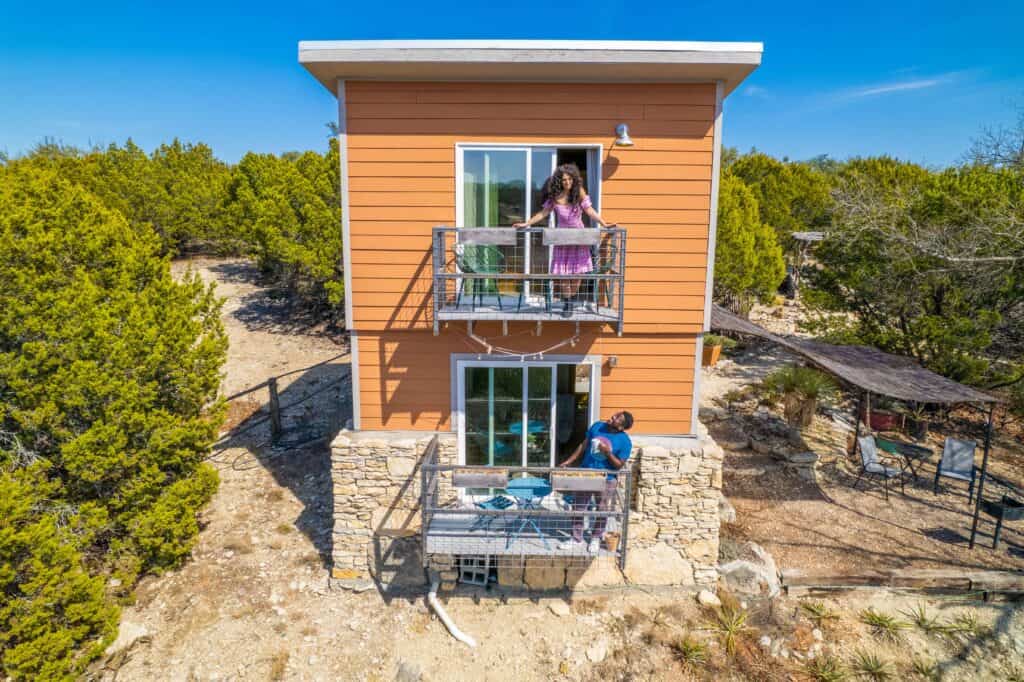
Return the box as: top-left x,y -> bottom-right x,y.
354,329 -> 697,434
344,79 -> 714,370
348,118 -> 712,138
348,134 -> 714,152
346,81 -> 716,106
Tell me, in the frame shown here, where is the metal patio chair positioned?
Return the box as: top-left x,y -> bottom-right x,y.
933,437 -> 978,503
854,435 -> 907,501
592,234 -> 619,309
453,229 -> 517,312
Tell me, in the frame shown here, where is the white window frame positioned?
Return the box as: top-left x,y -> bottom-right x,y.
454,144 -> 603,301
453,355 -> 602,469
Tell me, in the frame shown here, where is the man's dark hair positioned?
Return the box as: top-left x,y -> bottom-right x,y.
621,411 -> 634,430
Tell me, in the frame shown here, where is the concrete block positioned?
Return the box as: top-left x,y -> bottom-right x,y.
497,562 -> 525,587
524,558 -> 567,590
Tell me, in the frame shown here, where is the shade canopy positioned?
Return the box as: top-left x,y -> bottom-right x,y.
710,305 -> 997,405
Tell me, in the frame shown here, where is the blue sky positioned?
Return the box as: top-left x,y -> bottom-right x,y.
2,0 -> 1022,165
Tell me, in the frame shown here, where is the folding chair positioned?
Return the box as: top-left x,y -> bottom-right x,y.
933,437 -> 978,503
854,435 -> 906,501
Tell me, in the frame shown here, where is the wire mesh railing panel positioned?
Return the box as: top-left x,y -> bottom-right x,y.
421,462 -> 633,570
431,227 -> 626,331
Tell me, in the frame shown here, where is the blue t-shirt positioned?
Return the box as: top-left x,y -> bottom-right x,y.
580,421 -> 632,475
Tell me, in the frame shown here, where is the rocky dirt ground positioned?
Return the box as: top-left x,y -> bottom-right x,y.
93,262 -> 1024,681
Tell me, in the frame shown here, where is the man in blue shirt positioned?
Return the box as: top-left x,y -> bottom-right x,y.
558,411 -> 634,553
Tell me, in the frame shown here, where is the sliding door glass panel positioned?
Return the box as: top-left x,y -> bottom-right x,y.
462,150 -> 527,297
526,366 -> 554,467
529,149 -> 556,282
464,367 -> 492,466
491,367 -> 523,467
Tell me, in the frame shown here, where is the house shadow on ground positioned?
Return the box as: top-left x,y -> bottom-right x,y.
209,269 -> 351,571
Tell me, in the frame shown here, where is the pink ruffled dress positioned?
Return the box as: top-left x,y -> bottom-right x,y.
544,196 -> 594,275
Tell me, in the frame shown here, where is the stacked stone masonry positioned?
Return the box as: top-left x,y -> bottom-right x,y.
330,425 -> 723,588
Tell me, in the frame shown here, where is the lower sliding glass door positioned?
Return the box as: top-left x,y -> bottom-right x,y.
463,364 -> 555,469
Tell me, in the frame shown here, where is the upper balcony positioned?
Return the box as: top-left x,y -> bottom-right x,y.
431,226 -> 626,334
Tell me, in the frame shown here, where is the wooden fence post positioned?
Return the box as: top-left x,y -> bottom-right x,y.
268,377 -> 282,444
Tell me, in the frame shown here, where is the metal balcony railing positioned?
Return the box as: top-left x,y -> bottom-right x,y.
431,226 -> 626,334
420,440 -> 634,571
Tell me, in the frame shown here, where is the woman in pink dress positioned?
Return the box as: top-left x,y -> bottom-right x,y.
514,164 -> 615,316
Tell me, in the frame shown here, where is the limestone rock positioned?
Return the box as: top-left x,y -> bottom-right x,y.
719,495 -> 737,523
566,558 -> 625,589
786,452 -> 818,465
586,641 -> 608,663
698,406 -> 730,423
630,517 -> 660,542
677,455 -> 701,474
697,589 -> 721,607
104,621 -> 150,658
624,542 -> 695,586
750,439 -> 773,455
548,600 -> 572,617
687,538 -> 717,563
386,456 -> 415,477
717,541 -> 780,597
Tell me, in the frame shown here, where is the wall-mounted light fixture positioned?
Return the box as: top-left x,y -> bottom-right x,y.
614,124 -> 634,147
607,355 -> 619,368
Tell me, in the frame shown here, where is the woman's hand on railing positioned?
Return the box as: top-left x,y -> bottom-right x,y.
512,222 -> 529,228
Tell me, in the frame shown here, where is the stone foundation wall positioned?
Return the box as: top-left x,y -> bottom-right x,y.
628,424 -> 724,587
330,430 -> 456,579
330,426 -> 722,589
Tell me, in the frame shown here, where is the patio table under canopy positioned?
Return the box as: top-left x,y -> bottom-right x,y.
709,304 -> 1006,549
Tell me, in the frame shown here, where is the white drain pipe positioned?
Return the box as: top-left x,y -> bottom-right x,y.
428,578 -> 477,648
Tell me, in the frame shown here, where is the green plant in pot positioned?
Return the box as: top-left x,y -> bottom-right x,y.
702,333 -> 738,366
762,365 -> 838,428
905,403 -> 930,441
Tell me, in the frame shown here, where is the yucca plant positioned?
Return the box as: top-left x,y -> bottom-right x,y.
673,635 -> 709,670
802,600 -> 841,629
849,650 -> 893,681
806,654 -> 847,682
942,610 -> 987,643
909,656 -> 938,681
900,603 -> 944,635
708,605 -> 751,656
859,608 -> 909,644
762,365 -> 838,427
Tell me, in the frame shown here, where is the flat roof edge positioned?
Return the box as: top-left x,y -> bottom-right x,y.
298,39 -> 764,56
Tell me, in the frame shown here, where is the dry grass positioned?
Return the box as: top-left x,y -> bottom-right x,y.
275,523 -> 294,535
267,651 -> 289,681
223,397 -> 263,432
223,535 -> 255,555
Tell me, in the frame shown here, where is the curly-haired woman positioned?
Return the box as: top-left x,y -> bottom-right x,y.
514,163 -> 614,316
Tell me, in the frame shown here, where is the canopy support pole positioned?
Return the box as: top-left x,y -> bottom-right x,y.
969,403 -> 996,549
850,391 -> 866,454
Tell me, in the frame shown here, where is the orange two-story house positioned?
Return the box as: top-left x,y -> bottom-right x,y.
300,40 -> 761,590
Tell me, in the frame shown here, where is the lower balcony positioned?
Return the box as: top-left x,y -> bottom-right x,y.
431,226 -> 626,334
420,447 -> 634,570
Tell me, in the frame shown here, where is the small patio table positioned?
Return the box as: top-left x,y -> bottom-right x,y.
877,437 -> 933,481
505,476 -> 553,550
509,420 -> 547,435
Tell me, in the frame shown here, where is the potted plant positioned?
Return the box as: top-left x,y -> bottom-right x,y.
859,396 -> 902,432
762,365 -> 838,428
905,403 -> 930,441
702,333 -> 737,367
